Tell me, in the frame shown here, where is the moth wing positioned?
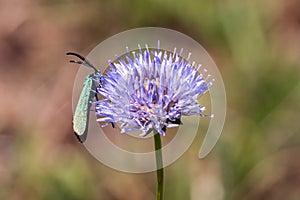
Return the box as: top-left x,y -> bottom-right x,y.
73,75 -> 95,143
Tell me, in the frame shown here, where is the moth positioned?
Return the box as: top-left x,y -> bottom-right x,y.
67,52 -> 114,142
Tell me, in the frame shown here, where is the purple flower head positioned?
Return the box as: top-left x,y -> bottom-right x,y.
94,43 -> 214,136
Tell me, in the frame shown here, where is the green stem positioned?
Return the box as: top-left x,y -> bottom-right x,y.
154,130 -> 164,200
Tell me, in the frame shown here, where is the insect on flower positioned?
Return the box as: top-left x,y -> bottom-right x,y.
67,52 -> 115,143
93,42 -> 214,137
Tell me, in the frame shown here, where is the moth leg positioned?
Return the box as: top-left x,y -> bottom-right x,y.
94,92 -> 115,128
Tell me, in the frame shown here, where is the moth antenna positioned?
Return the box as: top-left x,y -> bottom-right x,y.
66,52 -> 98,72
69,60 -> 83,65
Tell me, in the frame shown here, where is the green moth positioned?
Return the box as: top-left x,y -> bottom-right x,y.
67,52 -> 114,143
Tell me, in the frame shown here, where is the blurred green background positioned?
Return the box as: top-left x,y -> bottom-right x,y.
1,0 -> 300,199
